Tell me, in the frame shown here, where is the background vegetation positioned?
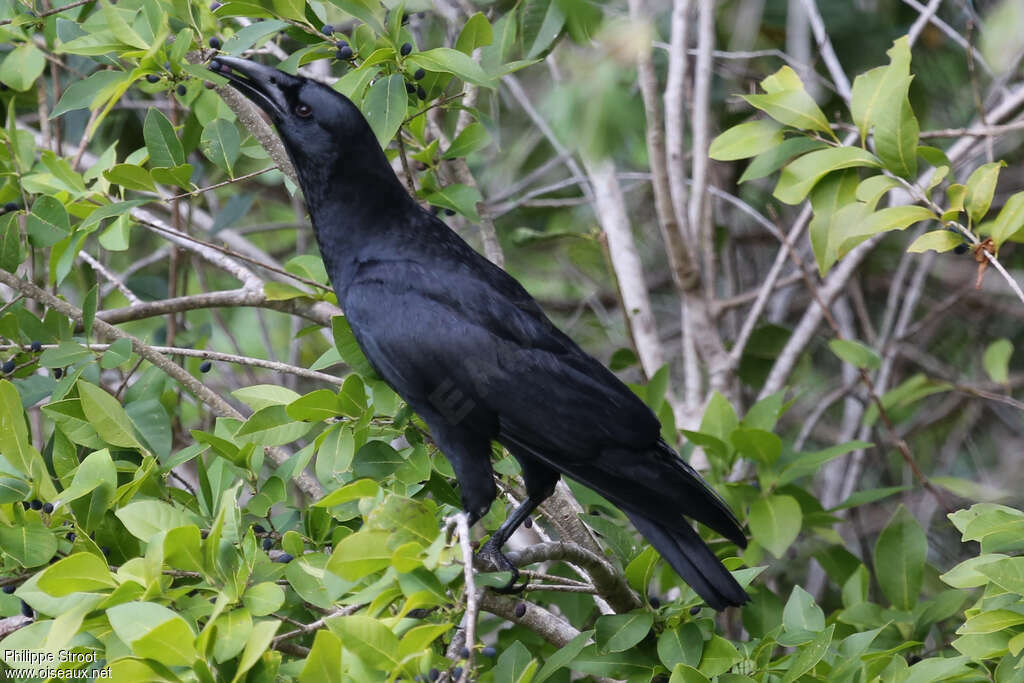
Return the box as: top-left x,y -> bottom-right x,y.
1,0 -> 1024,680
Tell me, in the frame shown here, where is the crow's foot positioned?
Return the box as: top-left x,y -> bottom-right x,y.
476,538 -> 527,594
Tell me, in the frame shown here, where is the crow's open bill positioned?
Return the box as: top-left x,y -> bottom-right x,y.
210,56 -> 749,610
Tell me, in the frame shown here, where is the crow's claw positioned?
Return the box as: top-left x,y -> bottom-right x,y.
476,539 -> 527,593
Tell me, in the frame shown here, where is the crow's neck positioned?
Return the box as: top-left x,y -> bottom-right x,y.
295,148 -> 419,299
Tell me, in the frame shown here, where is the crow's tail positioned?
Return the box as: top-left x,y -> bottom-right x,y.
623,509 -> 749,610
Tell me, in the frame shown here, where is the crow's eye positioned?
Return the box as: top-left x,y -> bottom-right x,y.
295,103 -> 312,118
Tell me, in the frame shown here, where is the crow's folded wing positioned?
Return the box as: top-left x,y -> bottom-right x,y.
342,256 -> 662,457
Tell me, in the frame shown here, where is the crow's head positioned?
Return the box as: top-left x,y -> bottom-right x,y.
209,56 -> 380,177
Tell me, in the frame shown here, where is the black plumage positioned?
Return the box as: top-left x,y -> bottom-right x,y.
210,56 -> 749,610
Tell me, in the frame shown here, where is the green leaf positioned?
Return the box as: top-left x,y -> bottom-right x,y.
144,108 -> 185,168
332,316 -> 377,378
0,213 -> 23,273
521,0 -> 566,59
52,70 -> 132,117
782,624 -> 834,683
443,122 -> 492,159
201,118 -> 241,175
232,384 -> 302,411
906,230 -> 963,254
777,441 -> 872,487
495,641 -> 537,683
150,163 -> 194,188
0,521 -> 57,567
107,602 -> 197,667
104,163 -> 156,192
211,609 -> 253,663
743,68 -> 830,134
595,611 -> 653,654
56,448 -> 116,506
783,585 -> 825,633
243,582 -> 285,616
709,119 -> 784,161
730,428 -> 782,467
965,161 -> 1005,224
697,635 -> 741,677
0,380 -> 43,476
990,191 -> 1024,249
864,373 -> 951,426
424,183 -> 483,221
749,494 -> 802,558
669,664 -> 710,683
0,44 -> 47,91
405,47 -> 491,86
26,196 -> 71,248
235,405 -> 312,446
958,609 -> 1024,635
116,500 -> 200,542
828,338 -> 881,370
37,552 -> 117,596
983,338 -> 1012,384
327,529 -> 392,580
363,74 -> 408,148
739,137 -> 826,183
232,619 -> 281,683
874,505 -> 927,609
77,380 -> 145,450
657,623 -> 704,671
809,169 -> 859,274
300,630 -> 344,683
831,205 -> 935,260
326,0 -> 385,33
533,630 -> 592,683
456,13 -> 494,54
326,615 -> 399,671
221,19 -> 290,55
774,147 -> 882,205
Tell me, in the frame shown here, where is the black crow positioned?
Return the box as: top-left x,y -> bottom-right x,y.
209,56 -> 749,610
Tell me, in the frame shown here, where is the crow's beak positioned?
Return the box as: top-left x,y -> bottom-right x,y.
209,56 -> 289,119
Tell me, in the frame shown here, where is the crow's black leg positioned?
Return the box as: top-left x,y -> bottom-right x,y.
476,495 -> 546,593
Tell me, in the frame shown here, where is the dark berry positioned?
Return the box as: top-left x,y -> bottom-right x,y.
42,503 -> 53,514
199,360 -> 212,373
451,668 -> 462,680
262,537 -> 273,551
337,46 -> 353,60
209,37 -> 221,49
413,68 -> 425,80
416,85 -> 426,100
400,42 -> 412,56
30,341 -> 41,352
53,368 -> 63,379
428,669 -> 439,681
275,553 -> 294,563
187,589 -> 199,597
336,40 -> 348,49
101,546 -> 110,556
2,359 -> 15,374
164,61 -> 171,70
514,602 -> 526,618
444,209 -> 456,216
459,647 -> 469,659
21,501 -> 29,510
29,499 -> 41,510
252,524 -> 266,534
66,532 -> 76,542
954,243 -> 969,255
649,595 -> 661,608
204,80 -> 216,90
146,74 -> 161,84
689,605 -> 701,615
2,201 -> 17,212
176,84 -> 187,96
322,24 -> 334,35
481,646 -> 497,658
200,530 -> 209,539
0,83 -> 7,91
210,0 -> 221,9
210,58 -> 223,72
908,654 -> 921,664
405,82 -> 415,94
20,601 -> 32,618
2,585 -> 14,594
523,516 -> 532,528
